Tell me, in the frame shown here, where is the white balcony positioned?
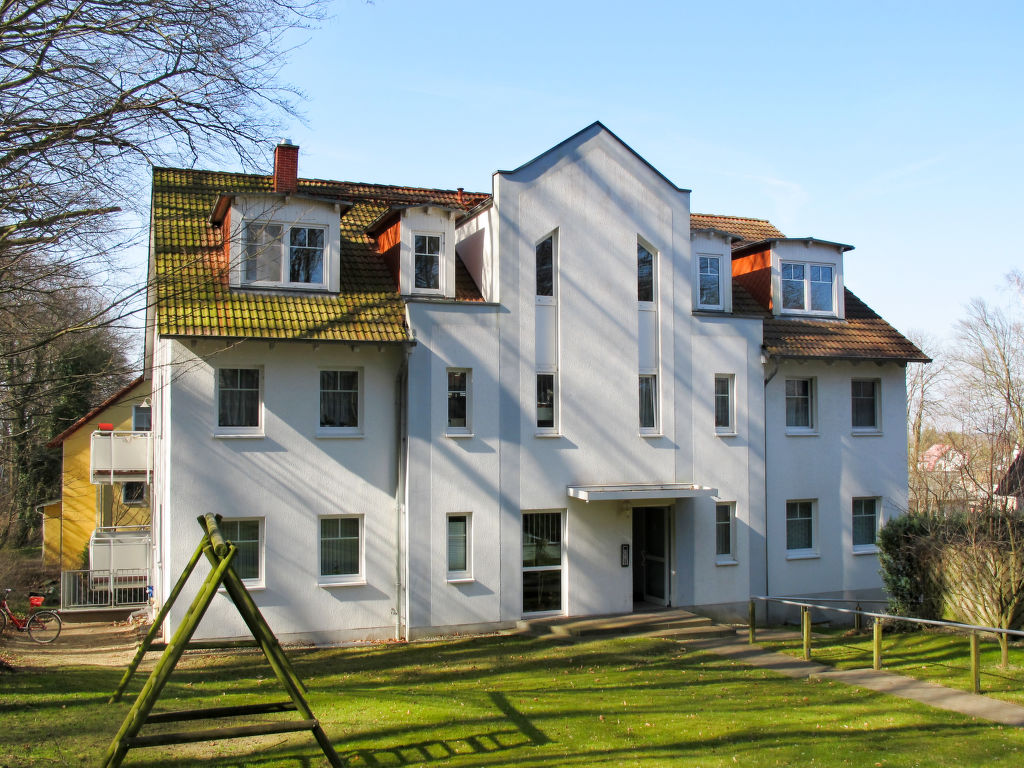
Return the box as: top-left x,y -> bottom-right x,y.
90,430 -> 153,484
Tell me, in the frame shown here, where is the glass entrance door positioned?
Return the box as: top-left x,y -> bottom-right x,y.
633,507 -> 669,606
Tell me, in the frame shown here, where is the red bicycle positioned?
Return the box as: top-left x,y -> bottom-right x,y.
0,587 -> 62,643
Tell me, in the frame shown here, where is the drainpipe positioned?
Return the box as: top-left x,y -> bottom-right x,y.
394,344 -> 413,640
762,351 -> 779,622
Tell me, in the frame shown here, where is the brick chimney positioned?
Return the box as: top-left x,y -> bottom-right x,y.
273,140 -> 299,194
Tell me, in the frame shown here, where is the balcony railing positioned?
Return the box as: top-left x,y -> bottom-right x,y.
61,569 -> 151,611
90,430 -> 152,484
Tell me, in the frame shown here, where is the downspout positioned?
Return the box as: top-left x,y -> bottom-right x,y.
762,351 -> 780,618
394,344 -> 413,641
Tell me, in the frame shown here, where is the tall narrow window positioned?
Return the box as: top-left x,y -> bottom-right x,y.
639,374 -> 658,432
217,368 -> 261,431
637,243 -> 654,302
715,503 -> 735,560
320,370 -> 360,432
851,379 -> 880,431
447,513 -> 472,579
714,375 -> 734,433
852,498 -> 879,549
785,501 -> 815,553
289,226 -> 325,283
242,222 -> 283,283
536,235 -> 554,299
810,265 -> 834,312
221,518 -> 262,582
447,368 -> 470,433
698,255 -> 722,309
537,374 -> 556,430
781,263 -> 805,310
785,378 -> 814,431
522,512 -> 563,614
320,516 -> 362,581
414,234 -> 441,290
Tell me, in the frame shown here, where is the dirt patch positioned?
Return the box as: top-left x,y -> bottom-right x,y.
1,617 -> 145,671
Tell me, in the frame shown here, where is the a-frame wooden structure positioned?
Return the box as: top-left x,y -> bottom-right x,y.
103,514 -> 342,767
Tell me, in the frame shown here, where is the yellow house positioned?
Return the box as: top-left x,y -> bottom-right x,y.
45,378 -> 152,569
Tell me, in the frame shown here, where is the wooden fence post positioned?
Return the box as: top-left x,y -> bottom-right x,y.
801,606 -> 811,661
872,617 -> 882,670
970,631 -> 981,694
748,600 -> 756,644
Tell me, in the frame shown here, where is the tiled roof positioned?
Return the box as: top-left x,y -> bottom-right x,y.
763,290 -> 930,362
691,213 -> 784,244
454,257 -> 484,301
152,168 -> 488,342
46,377 -> 147,447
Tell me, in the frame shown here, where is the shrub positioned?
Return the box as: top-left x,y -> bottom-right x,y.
877,513 -> 941,620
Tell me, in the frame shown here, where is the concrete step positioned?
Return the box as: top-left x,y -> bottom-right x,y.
517,608 -> 733,640
637,625 -> 738,642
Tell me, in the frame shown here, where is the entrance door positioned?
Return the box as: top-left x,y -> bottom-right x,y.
632,507 -> 669,606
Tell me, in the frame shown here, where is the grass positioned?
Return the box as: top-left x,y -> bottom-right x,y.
2,634 -> 1024,767
757,626 -> 1024,705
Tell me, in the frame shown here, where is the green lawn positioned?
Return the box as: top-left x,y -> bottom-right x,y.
757,627 -> 1024,705
2,634 -> 1024,767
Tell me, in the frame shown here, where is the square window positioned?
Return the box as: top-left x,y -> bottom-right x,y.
536,235 -> 554,299
639,374 -> 658,433
537,373 -> 556,431
414,234 -> 441,290
132,404 -> 151,432
522,511 -> 563,614
447,513 -> 472,578
320,370 -> 360,433
121,482 -> 146,506
853,498 -> 879,549
852,379 -> 880,431
320,516 -> 363,581
447,368 -> 471,433
289,226 -> 325,284
785,378 -> 814,431
698,255 -> 722,309
781,261 -> 835,314
638,242 -> 655,303
217,368 -> 261,433
221,518 -> 263,582
714,374 -> 734,433
715,503 -> 735,560
785,500 -> 815,553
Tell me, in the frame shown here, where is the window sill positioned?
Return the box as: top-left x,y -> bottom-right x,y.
316,429 -> 363,439
853,546 -> 879,556
213,431 -> 264,439
446,576 -> 475,584
715,557 -> 739,567
318,578 -> 366,588
851,430 -> 883,437
715,430 -> 738,438
785,551 -> 819,561
639,431 -> 663,438
446,431 -> 475,439
784,429 -> 818,437
535,431 -> 562,438
237,283 -> 331,293
220,583 -> 264,593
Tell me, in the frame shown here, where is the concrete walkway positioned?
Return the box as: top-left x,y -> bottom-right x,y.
685,630 -> 1024,727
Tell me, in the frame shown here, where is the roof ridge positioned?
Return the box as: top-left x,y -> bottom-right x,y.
692,213 -> 775,224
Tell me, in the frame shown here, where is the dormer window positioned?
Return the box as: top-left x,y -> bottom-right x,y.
781,262 -> 834,313
698,255 -> 722,309
414,234 -> 441,290
242,221 -> 327,287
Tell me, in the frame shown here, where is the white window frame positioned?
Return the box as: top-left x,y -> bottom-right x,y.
780,261 -> 836,315
446,368 -> 472,437
241,220 -> 328,289
317,368 -> 363,438
521,510 -> 566,617
318,514 -> 365,586
214,367 -> 264,438
220,517 -> 265,587
715,502 -> 738,565
785,500 -> 818,559
784,377 -> 816,435
446,512 -> 473,582
121,482 -> 147,507
412,232 -> 443,294
696,254 -> 724,311
535,231 -> 557,305
851,379 -> 882,434
132,404 -> 152,432
714,374 -> 735,435
852,497 -> 881,553
536,371 -> 559,436
639,373 -> 659,435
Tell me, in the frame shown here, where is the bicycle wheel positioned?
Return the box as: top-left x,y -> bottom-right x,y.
27,610 -> 61,643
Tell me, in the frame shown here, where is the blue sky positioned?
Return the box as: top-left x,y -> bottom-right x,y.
265,0 -> 1023,343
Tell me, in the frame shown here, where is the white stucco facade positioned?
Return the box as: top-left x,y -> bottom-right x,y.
148,123 -> 918,641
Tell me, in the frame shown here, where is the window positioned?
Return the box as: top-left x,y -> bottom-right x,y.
537,373 -> 556,431
242,222 -> 326,286
714,375 -> 734,433
639,374 -> 658,433
536,235 -> 554,299
319,516 -> 363,583
221,518 -> 262,582
785,500 -> 815,555
715,503 -> 736,562
132,404 -> 151,432
853,498 -> 879,550
414,234 -> 441,290
785,378 -> 814,431
638,242 -> 655,302
698,255 -> 722,309
447,513 -> 472,580
447,368 -> 471,433
852,379 -> 880,431
217,368 -> 261,434
319,370 -> 360,434
781,262 -> 834,313
522,512 -> 563,614
121,482 -> 146,506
